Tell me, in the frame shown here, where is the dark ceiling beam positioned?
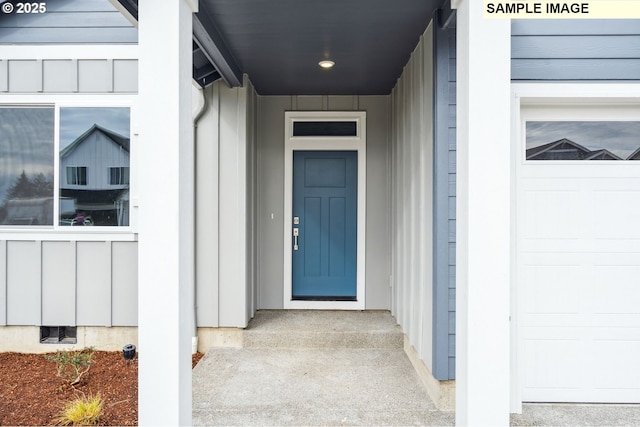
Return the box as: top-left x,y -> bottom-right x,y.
115,0 -> 238,87
117,0 -> 138,20
192,2 -> 243,88
438,0 -> 456,29
194,63 -> 221,86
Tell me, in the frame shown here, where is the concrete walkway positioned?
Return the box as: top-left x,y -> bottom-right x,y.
192,310 -> 640,426
192,310 -> 454,426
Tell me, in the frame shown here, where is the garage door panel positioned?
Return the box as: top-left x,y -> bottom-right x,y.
522,263 -> 582,315
518,161 -> 640,403
592,339 -> 640,390
591,240 -> 640,253
592,265 -> 640,315
592,191 -> 640,239
523,190 -> 582,239
521,239 -> 587,253
524,339 -> 584,390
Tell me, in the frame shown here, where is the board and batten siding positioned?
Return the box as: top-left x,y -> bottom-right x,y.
0,3 -> 139,330
0,58 -> 138,93
0,240 -> 137,327
255,94 -> 391,311
390,22 -> 435,372
195,76 -> 259,328
0,0 -> 137,44
512,19 -> 640,80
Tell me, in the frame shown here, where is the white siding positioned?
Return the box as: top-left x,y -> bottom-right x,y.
390,24 -> 435,370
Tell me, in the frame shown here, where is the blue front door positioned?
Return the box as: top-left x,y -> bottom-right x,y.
292,150 -> 357,300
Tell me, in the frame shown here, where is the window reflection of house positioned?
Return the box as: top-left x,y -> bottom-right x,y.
527,138 -> 622,160
4,197 -> 53,225
627,146 -> 640,160
59,124 -> 130,226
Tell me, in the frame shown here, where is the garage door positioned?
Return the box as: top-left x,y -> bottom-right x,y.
517,119 -> 640,403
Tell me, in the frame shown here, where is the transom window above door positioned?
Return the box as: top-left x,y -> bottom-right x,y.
292,121 -> 358,137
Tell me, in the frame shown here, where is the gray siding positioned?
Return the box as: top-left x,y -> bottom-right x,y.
256,95 -> 391,310
6,241 -> 41,325
111,242 -> 138,326
42,242 -> 76,325
195,78 -> 259,328
512,20 -> 640,80
1,59 -> 138,93
77,242 -> 111,326
0,0 -> 137,44
246,79 -> 259,321
433,11 -> 456,381
0,240 -> 138,327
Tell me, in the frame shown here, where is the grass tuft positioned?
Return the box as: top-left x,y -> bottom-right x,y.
55,393 -> 104,426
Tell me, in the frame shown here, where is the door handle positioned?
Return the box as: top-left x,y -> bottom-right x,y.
293,227 -> 299,251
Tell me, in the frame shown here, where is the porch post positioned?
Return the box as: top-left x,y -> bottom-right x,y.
454,1 -> 511,425
138,0 -> 197,425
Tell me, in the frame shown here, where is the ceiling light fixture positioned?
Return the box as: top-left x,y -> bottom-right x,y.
319,60 -> 335,69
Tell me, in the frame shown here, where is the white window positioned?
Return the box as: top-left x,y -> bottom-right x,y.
0,104 -> 132,229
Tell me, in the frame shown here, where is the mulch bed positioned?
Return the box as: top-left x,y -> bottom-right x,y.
0,351 -> 204,426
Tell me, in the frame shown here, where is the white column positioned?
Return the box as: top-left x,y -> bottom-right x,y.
455,1 -> 511,425
137,0 -> 197,425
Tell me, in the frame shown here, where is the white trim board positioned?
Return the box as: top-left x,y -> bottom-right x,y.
283,111 -> 366,310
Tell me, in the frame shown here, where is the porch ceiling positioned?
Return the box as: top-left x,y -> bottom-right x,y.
124,0 -> 446,95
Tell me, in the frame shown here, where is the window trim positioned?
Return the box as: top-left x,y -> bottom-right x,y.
0,95 -> 137,241
521,104 -> 640,165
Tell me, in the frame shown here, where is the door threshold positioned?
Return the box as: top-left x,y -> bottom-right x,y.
284,299 -> 364,310
292,296 -> 357,302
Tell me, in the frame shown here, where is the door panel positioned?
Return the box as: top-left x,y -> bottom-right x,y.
518,172 -> 640,403
292,151 -> 357,299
